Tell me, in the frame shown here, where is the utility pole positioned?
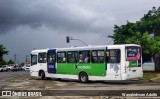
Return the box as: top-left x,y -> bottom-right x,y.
14,54 -> 16,64
26,55 -> 28,62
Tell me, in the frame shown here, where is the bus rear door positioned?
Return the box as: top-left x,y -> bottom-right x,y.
106,48 -> 121,80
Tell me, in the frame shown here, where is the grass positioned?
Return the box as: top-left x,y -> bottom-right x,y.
142,71 -> 158,81
5,78 -> 23,83
5,79 -> 16,83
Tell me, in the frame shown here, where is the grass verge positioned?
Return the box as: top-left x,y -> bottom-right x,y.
142,71 -> 159,81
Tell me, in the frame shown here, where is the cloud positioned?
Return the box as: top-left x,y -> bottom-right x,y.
0,0 -> 118,35
1,0 -> 159,34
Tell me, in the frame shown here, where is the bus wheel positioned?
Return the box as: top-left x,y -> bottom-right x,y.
46,77 -> 51,80
40,71 -> 45,80
79,72 -> 88,83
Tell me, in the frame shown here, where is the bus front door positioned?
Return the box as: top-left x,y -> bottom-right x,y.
47,49 -> 56,73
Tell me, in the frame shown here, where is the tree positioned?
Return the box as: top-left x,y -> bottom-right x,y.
0,59 -> 7,65
0,44 -> 9,65
8,59 -> 15,64
109,6 -> 160,71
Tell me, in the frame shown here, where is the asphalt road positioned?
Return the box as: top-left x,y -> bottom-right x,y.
0,70 -> 29,80
0,71 -> 160,97
0,71 -> 160,91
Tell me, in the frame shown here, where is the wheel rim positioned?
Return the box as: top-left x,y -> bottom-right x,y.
81,76 -> 86,82
80,73 -> 87,82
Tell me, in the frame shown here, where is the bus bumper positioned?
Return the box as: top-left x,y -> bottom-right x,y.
121,73 -> 143,80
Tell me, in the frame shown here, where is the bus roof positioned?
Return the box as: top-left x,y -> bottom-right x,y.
31,44 -> 140,53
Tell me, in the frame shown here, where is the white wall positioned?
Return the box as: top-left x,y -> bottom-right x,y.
143,62 -> 155,71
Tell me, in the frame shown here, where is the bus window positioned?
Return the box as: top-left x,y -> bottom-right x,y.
67,51 -> 78,63
31,55 -> 37,66
79,51 -> 90,63
38,53 -> 47,63
106,49 -> 120,63
47,52 -> 56,63
57,52 -> 66,63
126,47 -> 141,61
91,50 -> 104,63
126,46 -> 141,67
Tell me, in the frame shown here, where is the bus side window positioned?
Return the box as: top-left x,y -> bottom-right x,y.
31,55 -> 37,65
67,51 -> 78,63
38,53 -> 47,63
106,49 -> 120,63
79,51 -> 90,63
91,50 -> 104,63
57,52 -> 66,63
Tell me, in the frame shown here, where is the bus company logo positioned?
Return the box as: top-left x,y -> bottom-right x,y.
77,66 -> 91,69
48,65 -> 54,68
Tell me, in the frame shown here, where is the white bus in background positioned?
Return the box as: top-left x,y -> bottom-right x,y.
30,44 -> 143,83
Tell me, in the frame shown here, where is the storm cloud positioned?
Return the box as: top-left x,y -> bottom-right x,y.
0,0 -> 113,34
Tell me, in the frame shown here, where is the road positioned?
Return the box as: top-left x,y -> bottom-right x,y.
0,70 -> 29,80
0,71 -> 160,97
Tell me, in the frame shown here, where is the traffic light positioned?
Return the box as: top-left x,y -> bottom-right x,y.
66,36 -> 70,43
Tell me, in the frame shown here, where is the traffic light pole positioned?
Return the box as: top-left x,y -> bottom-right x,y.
66,36 -> 88,46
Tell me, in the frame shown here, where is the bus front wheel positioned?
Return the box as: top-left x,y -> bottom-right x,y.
40,71 -> 45,80
79,72 -> 88,83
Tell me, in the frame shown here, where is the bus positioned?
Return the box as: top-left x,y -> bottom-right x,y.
30,44 -> 143,83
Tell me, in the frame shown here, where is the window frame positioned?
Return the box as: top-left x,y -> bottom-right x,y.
106,49 -> 120,63
38,52 -> 47,63
47,52 -> 56,63
78,50 -> 90,63
57,52 -> 67,63
91,50 -> 105,63
31,54 -> 37,66
126,46 -> 141,61
67,51 -> 78,63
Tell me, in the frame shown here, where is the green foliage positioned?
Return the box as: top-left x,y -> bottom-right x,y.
8,59 -> 15,64
0,44 -> 9,59
0,44 -> 9,65
0,59 -> 7,65
109,6 -> 160,62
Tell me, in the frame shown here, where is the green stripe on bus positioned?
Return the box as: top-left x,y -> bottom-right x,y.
57,63 -> 106,76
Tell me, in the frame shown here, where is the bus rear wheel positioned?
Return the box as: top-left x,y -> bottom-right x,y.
79,72 -> 88,83
40,71 -> 45,80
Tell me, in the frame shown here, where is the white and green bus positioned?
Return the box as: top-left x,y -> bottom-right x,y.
30,44 -> 143,83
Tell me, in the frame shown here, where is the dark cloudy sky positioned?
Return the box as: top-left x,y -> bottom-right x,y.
0,0 -> 160,63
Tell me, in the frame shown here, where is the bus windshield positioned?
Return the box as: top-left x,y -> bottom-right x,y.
126,46 -> 141,61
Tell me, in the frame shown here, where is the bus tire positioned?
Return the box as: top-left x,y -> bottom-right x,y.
40,71 -> 45,80
79,72 -> 88,83
46,77 -> 51,80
